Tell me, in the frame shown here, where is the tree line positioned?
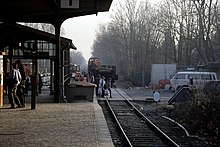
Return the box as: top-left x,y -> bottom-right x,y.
91,0 -> 220,86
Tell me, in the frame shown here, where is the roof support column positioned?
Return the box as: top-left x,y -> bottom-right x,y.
54,22 -> 62,103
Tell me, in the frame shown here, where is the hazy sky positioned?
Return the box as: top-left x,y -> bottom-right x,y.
62,0 -> 161,62
62,12 -> 110,61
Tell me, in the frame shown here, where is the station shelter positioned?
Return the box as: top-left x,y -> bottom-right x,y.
0,0 -> 113,108
0,22 -> 76,107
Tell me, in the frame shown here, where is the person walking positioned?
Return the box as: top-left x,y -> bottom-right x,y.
15,60 -> 26,107
8,63 -> 22,109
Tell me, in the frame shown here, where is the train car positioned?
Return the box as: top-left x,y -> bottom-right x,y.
88,57 -> 118,81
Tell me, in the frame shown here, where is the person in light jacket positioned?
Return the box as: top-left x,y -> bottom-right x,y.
8,63 -> 22,109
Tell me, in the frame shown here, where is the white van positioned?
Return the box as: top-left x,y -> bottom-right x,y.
170,71 -> 218,91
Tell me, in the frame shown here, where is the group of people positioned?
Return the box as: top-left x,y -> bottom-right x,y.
8,60 -> 27,109
95,74 -> 112,98
6,60 -> 44,109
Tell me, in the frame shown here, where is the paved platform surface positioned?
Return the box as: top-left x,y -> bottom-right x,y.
0,89 -> 114,147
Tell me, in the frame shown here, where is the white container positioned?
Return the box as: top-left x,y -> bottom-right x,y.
151,64 -> 176,85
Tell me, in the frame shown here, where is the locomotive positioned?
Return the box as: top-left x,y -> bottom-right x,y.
88,57 -> 118,81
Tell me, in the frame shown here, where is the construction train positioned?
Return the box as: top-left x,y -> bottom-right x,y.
87,57 -> 118,81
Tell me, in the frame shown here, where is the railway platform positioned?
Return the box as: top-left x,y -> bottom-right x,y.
0,88 -> 114,147
0,86 -> 173,147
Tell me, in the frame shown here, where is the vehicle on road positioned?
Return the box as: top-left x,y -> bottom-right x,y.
170,71 -> 218,91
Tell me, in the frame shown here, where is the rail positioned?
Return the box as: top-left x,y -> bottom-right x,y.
104,89 -> 179,147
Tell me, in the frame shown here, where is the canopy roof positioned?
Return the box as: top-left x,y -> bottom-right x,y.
0,23 -> 76,49
0,0 -> 113,24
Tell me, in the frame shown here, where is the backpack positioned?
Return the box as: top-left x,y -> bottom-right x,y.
105,89 -> 109,96
10,70 -> 18,86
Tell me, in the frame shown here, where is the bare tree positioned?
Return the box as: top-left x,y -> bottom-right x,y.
193,0 -> 219,63
23,23 -> 65,36
91,0 -> 220,84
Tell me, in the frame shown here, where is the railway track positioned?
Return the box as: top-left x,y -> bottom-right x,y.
99,88 -> 180,147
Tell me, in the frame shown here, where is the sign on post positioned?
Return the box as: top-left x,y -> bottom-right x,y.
153,91 -> 160,115
153,91 -> 160,102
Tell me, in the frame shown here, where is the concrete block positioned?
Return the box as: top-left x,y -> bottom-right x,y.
65,81 -> 96,102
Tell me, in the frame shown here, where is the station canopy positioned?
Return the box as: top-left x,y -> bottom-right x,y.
0,0 -> 113,52
0,22 -> 76,50
0,0 -> 113,23
0,0 -> 113,103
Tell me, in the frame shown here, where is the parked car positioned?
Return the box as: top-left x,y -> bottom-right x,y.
170,71 -> 218,91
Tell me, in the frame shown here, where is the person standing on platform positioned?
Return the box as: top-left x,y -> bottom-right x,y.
95,74 -> 101,97
98,76 -> 105,98
100,76 -> 106,98
24,64 -> 30,95
15,60 -> 26,107
106,77 -> 112,98
8,63 -> 22,109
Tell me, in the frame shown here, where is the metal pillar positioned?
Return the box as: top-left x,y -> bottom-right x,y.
50,60 -> 54,95
31,59 -> 37,109
54,23 -> 62,103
